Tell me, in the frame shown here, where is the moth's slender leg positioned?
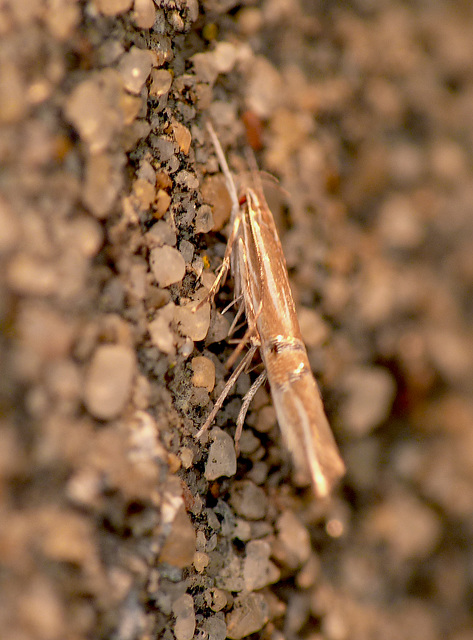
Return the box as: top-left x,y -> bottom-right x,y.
221,294 -> 244,316
234,371 -> 267,453
227,302 -> 245,336
195,214 -> 241,311
195,344 -> 258,439
225,303 -> 262,371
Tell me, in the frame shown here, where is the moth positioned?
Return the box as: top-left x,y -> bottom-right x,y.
196,123 -> 345,499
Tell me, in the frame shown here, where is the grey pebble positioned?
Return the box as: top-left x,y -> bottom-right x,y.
146,220 -> 177,248
204,428 -> 237,481
201,616 -> 227,640
340,366 -> 396,436
243,540 -> 280,591
229,480 -> 267,520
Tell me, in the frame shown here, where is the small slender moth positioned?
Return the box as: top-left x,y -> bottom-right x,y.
197,123 -> 345,499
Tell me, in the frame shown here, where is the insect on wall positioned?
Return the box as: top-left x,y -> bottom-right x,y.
195,123 -> 345,499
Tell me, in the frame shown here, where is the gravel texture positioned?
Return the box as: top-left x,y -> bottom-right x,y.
1,1 -> 473,640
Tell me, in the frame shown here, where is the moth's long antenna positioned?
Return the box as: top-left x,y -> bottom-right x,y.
206,122 -> 240,224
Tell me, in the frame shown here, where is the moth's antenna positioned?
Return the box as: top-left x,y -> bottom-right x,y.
206,122 -> 240,225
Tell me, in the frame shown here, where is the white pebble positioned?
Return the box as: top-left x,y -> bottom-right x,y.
150,246 -> 186,288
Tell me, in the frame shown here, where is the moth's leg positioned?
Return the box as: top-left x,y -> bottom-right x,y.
225,237 -> 263,370
234,371 -> 267,453
195,214 -> 241,311
196,124 -> 242,311
195,344 -> 258,439
225,306 -> 262,371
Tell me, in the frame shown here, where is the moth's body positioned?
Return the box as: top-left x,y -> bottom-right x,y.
236,186 -> 345,498
198,124 -> 345,499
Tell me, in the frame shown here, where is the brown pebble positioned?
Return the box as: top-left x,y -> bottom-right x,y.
133,0 -> 156,29
191,356 -> 215,392
84,345 -> 136,420
64,73 -> 124,153
154,189 -> 172,218
149,68 -> 173,98
173,121 -> 192,155
133,178 -> 155,210
201,174 -> 232,231
94,0 -> 133,16
159,505 -> 196,568
226,593 -> 270,640
7,254 -> 58,296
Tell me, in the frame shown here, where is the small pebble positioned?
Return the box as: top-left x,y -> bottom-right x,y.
84,345 -> 136,420
377,194 -> 424,250
244,540 -> 280,591
298,307 -> 330,348
191,356 -> 215,393
226,593 -> 270,640
201,174 -> 232,231
364,491 -> 442,560
273,511 -> 311,569
159,505 -> 196,568
150,246 -> 186,288
179,240 -> 194,264
133,0 -> 155,29
151,135 -> 175,162
339,366 -> 396,436
173,121 -> 192,155
206,589 -> 228,613
174,301 -> 211,341
118,46 -> 153,95
229,480 -> 268,520
238,429 -> 260,455
94,0 -> 133,16
179,447 -> 194,469
173,593 -> 195,640
204,428 -> 237,481
212,42 -> 238,74
83,153 -> 123,218
194,205 -> 214,233
149,68 -> 173,98
201,616 -> 227,640
132,178 -> 155,210
146,220 -> 177,248
245,56 -> 282,118
7,254 -> 58,296
65,75 -> 123,153
193,551 -> 210,573
206,310 -> 230,346
154,190 -> 172,218
148,302 -> 176,355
